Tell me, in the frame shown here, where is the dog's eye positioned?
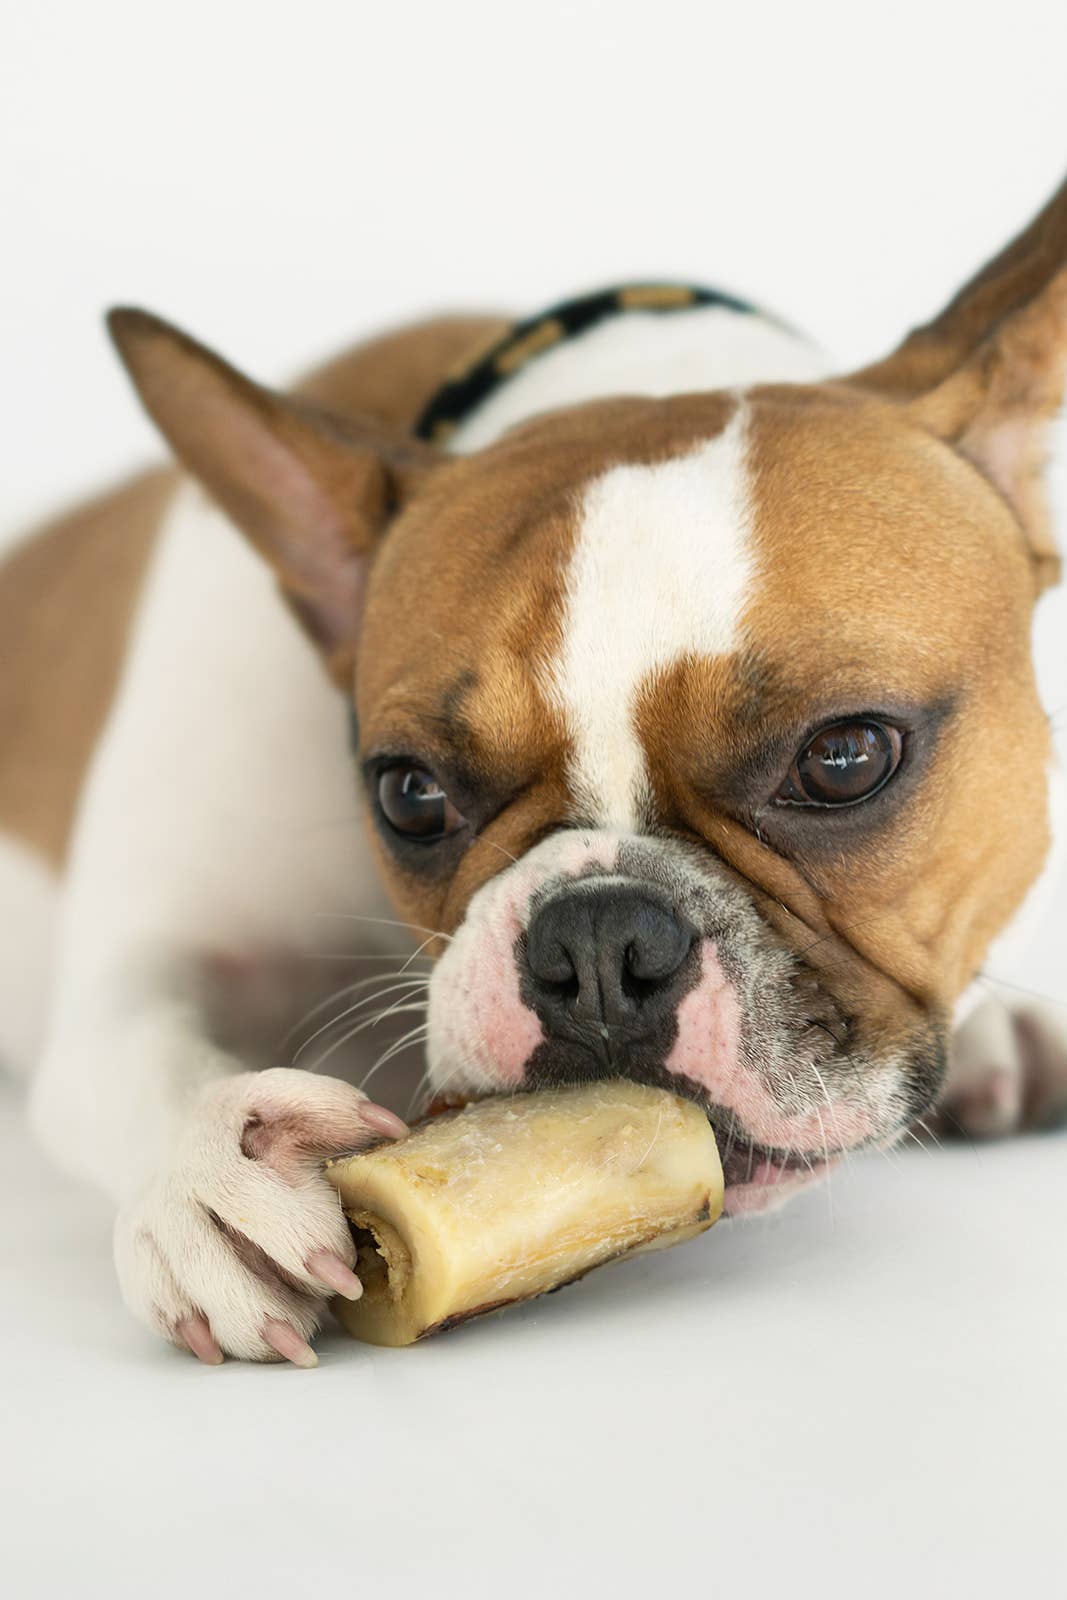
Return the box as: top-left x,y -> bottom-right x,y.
377,766 -> 465,841
775,720 -> 902,807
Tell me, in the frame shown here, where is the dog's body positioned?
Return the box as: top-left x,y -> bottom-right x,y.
5,187 -> 1067,1364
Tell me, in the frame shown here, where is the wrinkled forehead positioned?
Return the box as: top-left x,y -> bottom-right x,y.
356,385 -> 1034,792
358,392 -> 733,754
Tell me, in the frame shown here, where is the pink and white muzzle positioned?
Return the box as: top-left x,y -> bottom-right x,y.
427,830 -> 881,1214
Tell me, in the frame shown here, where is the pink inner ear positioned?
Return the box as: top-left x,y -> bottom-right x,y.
131,331 -> 374,654
960,414 -> 1034,507
199,387 -> 370,650
286,572 -> 367,659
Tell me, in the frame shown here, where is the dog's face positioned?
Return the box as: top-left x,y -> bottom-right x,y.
108,188 -> 1066,1214
352,386 -> 1051,1210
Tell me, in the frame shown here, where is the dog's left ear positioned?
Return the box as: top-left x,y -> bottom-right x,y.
848,174 -> 1067,595
108,308 -> 439,683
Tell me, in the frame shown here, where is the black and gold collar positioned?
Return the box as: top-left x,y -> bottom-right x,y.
412,281 -> 757,445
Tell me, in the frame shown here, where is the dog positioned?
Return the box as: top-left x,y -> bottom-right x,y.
3,180 -> 1066,1367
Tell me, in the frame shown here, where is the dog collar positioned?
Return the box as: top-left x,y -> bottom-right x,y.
412,281 -> 758,445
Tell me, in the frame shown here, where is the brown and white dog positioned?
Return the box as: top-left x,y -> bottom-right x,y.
3,180 -> 1066,1366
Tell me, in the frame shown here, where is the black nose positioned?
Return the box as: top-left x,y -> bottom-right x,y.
524,883 -> 696,1042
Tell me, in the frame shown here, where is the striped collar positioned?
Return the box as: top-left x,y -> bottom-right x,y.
412,281 -> 758,445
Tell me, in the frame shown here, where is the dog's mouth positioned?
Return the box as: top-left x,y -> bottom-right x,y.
716,1131 -> 829,1189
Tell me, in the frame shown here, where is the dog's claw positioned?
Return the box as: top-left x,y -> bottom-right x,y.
307,1249 -> 363,1300
263,1318 -> 319,1368
360,1102 -> 409,1139
178,1314 -> 224,1366
115,1070 -> 406,1363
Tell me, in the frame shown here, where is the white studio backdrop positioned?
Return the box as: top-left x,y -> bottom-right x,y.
4,0 -> 1067,535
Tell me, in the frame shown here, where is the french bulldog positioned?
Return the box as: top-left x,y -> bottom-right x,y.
4,180 -> 1065,1364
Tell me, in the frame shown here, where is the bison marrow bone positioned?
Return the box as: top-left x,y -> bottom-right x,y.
325,1079 -> 723,1347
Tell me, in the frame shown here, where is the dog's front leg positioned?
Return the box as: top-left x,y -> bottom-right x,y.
26,478 -> 411,1364
32,972 -> 407,1364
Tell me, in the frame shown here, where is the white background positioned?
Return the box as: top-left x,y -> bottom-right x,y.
2,3 -> 1066,1597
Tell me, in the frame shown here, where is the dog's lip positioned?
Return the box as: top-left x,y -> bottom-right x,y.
711,1122 -> 828,1189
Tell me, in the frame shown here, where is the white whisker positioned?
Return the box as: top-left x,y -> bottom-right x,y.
304,951 -> 434,962
412,1055 -> 472,1116
358,1025 -> 430,1096
290,977 -> 430,1065
283,969 -> 430,1049
810,1102 -> 834,1226
398,932 -> 442,975
313,912 -> 453,944
977,972 -> 1067,1013
405,1066 -> 434,1119
478,837 -> 520,867
807,1061 -> 844,1147
305,1000 -> 427,1073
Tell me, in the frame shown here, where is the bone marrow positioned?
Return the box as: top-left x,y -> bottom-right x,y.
326,1079 -> 722,1347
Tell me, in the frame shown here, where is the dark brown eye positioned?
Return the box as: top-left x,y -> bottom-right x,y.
377,766 -> 465,841
776,721 -> 903,808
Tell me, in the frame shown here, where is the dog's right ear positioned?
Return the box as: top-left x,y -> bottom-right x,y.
107,309 -> 439,685
847,174 -> 1067,595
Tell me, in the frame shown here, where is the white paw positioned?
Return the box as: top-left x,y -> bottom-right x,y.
114,1068 -> 407,1365
936,997 -> 1067,1139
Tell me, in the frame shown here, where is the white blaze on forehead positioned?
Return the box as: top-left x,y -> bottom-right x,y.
543,402 -> 755,828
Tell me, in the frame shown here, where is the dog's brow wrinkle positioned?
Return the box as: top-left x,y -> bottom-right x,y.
437,669 -> 480,728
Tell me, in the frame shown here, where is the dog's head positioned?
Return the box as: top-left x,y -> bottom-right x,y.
111,179 -> 1066,1213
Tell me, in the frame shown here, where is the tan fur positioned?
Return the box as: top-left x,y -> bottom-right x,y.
739,386 -> 1049,1008
0,314 -> 508,868
295,315 -> 509,427
0,468 -> 175,866
852,175 -> 1067,594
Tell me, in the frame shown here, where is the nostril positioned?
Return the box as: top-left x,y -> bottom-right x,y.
554,971 -> 580,1004
623,909 -> 694,984
525,924 -> 581,1002
536,952 -> 575,987
620,956 -> 667,1009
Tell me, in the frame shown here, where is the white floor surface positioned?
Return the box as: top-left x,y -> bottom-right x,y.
2,1072 -> 1065,1600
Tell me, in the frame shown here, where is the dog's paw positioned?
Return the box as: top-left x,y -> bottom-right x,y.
933,996 -> 1067,1140
114,1068 -> 407,1365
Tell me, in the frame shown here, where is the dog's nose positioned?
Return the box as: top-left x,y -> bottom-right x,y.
524,884 -> 696,1039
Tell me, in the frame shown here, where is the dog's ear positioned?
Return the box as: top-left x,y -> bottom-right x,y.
847,174 -> 1067,595
107,308 -> 439,683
